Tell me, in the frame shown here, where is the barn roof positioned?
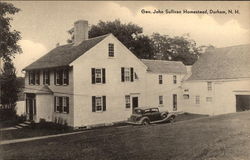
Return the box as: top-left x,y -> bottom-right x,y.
141,59 -> 187,74
187,44 -> 250,81
23,34 -> 110,70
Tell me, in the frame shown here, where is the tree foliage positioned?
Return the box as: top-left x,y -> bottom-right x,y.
67,19 -> 208,65
67,19 -> 154,59
151,33 -> 201,65
0,2 -> 22,62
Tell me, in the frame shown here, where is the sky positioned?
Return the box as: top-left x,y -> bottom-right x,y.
7,1 -> 250,76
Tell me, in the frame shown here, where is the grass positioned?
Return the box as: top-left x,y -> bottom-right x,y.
1,112 -> 250,160
0,113 -> 205,141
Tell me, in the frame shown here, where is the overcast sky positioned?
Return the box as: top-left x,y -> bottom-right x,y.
8,1 -> 250,76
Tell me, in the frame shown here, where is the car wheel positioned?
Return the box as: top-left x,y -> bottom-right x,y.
142,119 -> 150,125
162,114 -> 167,119
169,116 -> 175,123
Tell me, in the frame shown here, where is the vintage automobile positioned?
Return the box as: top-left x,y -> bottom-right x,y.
127,107 -> 176,125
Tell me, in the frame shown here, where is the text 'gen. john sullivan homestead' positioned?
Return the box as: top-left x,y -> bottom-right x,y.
23,20 -> 250,128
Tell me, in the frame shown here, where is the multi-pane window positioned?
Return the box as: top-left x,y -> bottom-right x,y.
29,71 -> 40,85
195,96 -> 200,104
159,96 -> 163,105
92,96 -> 106,112
55,69 -> 69,85
207,82 -> 212,91
43,70 -> 50,85
124,68 -> 130,81
125,95 -> 131,108
206,97 -> 212,102
159,75 -> 163,84
95,69 -> 102,83
91,68 -> 106,84
35,71 -> 40,85
54,96 -> 69,113
121,67 -> 134,82
173,75 -> 177,84
108,43 -> 114,57
29,71 -> 35,85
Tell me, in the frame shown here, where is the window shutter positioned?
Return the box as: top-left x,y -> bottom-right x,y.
48,71 -> 50,85
102,68 -> 106,84
59,97 -> 63,113
59,70 -> 63,85
92,96 -> 96,112
54,70 -> 56,85
66,97 -> 69,113
43,71 -> 45,84
130,67 -> 134,82
26,99 -> 28,113
91,68 -> 95,84
102,96 -> 106,111
121,67 -> 124,82
34,99 -> 36,115
28,72 -> 31,85
54,96 -> 56,112
37,71 -> 40,85
66,69 -> 69,85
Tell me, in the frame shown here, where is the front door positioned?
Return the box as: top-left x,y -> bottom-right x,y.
132,97 -> 138,113
173,94 -> 177,111
26,94 -> 36,121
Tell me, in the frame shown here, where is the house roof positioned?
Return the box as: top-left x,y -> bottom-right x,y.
187,44 -> 250,81
141,59 -> 187,74
23,34 -> 110,70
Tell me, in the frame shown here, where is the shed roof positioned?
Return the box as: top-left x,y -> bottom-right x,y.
141,59 -> 187,74
23,34 -> 110,70
187,44 -> 250,81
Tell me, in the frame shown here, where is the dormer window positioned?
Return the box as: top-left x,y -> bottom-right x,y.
108,43 -> 114,57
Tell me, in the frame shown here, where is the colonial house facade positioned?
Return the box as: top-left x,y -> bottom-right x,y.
23,20 -> 187,128
182,44 -> 250,115
23,20 -> 250,128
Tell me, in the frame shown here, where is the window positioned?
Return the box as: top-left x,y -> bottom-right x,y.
159,96 -> 163,105
91,68 -> 105,84
56,96 -> 69,113
173,75 -> 177,84
54,69 -> 69,85
183,94 -> 189,99
43,70 -> 50,85
35,71 -> 40,85
29,71 -> 40,85
206,97 -> 212,102
54,96 -> 69,113
195,96 -> 200,104
124,68 -> 130,81
108,43 -> 114,57
125,95 -> 131,108
92,96 -> 106,112
29,71 -> 35,85
159,75 -> 163,84
95,69 -> 102,83
207,82 -> 212,91
121,67 -> 134,82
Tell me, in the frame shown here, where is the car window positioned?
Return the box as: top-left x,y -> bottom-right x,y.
151,108 -> 159,112
144,109 -> 151,113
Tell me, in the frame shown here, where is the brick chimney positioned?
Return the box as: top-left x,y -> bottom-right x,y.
73,20 -> 88,45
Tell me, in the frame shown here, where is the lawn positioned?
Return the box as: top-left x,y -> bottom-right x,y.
1,112 -> 250,160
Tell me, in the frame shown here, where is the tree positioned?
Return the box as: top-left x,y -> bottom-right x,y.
0,2 -> 22,120
0,2 -> 22,62
67,19 -> 154,59
151,33 -> 201,65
